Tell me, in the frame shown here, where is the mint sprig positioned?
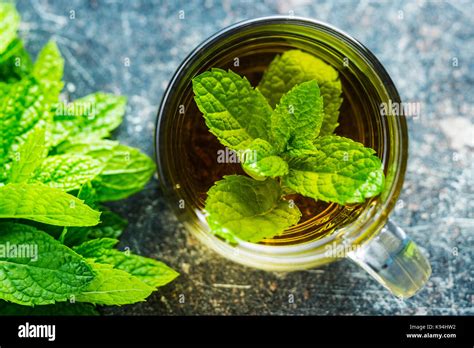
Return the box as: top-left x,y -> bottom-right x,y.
193,52 -> 385,244
0,5 -> 177,312
284,135 -> 385,205
205,175 -> 301,243
192,68 -> 273,150
0,222 -> 95,306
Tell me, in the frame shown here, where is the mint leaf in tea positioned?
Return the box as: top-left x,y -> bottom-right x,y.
192,50 -> 385,244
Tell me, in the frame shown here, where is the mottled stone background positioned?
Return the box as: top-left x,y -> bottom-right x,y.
16,0 -> 473,315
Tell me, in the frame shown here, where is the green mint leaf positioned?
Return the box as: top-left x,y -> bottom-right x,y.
0,183 -> 101,226
56,140 -> 155,201
0,3 -> 20,54
31,40 -> 64,113
0,38 -> 33,82
64,209 -> 127,247
0,300 -> 99,316
74,238 -> 179,288
270,80 -> 324,152
32,40 -> 64,83
283,135 -> 385,204
205,175 -> 301,243
8,126 -> 46,184
0,222 -> 95,306
51,93 -> 126,146
0,78 -> 54,179
31,154 -> 103,192
192,68 -> 273,150
241,138 -> 288,180
258,50 -> 343,136
75,262 -> 154,306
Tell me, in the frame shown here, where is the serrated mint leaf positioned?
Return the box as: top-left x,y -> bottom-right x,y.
55,140 -> 155,201
51,93 -> 126,146
98,251 -> 178,289
0,3 -> 20,54
0,222 -> 95,306
192,68 -> 273,150
74,238 -> 178,288
75,262 -> 154,306
91,144 -> 156,201
258,50 -> 343,136
0,300 -> 99,316
31,154 -> 103,192
0,183 -> 101,226
8,126 -> 46,184
205,175 -> 301,243
0,38 -> 33,82
30,41 -> 64,122
283,135 -> 385,204
241,138 -> 288,180
0,78 -> 54,179
32,40 -> 64,83
271,80 -> 324,152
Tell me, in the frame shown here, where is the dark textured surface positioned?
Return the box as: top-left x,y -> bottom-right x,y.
17,0 -> 473,315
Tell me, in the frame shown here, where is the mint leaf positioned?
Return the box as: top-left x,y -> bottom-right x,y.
0,183 -> 101,226
0,3 -> 20,54
75,263 -> 154,306
31,154 -> 103,192
8,126 -> 46,184
192,68 -> 273,150
51,93 -> 126,146
55,139 -> 118,162
31,40 -> 64,121
258,50 -> 343,135
0,78 -> 54,178
0,38 -> 33,82
56,140 -> 155,200
74,238 -> 178,288
241,138 -> 288,180
283,135 -> 385,204
0,300 -> 99,316
32,40 -> 64,83
0,222 -> 95,306
270,80 -> 324,151
205,175 -> 301,243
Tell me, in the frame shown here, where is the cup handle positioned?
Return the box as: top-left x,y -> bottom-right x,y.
348,219 -> 431,299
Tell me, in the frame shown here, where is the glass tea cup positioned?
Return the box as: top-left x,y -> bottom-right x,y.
155,16 -> 431,299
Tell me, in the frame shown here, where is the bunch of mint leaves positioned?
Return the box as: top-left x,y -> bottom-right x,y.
0,3 -> 177,315
192,50 -> 385,244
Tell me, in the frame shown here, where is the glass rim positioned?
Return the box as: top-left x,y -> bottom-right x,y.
155,15 -> 408,260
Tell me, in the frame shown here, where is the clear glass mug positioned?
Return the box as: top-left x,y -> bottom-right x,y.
155,16 -> 431,299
